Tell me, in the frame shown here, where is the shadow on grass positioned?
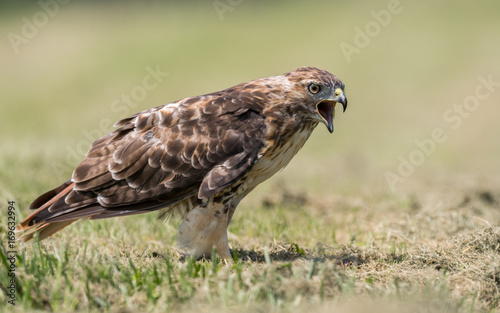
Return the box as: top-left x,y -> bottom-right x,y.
146,244 -> 406,266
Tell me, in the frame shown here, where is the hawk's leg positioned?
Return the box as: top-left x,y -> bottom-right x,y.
178,204 -> 232,259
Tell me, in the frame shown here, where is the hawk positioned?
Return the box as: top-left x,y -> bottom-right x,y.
17,67 -> 347,258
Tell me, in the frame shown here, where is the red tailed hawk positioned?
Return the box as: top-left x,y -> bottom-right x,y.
17,67 -> 347,258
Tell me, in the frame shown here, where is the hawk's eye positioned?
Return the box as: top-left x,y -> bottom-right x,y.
308,84 -> 321,94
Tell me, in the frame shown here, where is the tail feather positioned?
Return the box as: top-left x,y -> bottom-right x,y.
17,220 -> 76,242
16,181 -> 172,242
29,180 -> 73,210
17,181 -> 78,242
19,181 -> 75,228
17,178 -> 185,242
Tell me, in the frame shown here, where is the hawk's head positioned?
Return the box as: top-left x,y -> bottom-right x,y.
284,67 -> 347,133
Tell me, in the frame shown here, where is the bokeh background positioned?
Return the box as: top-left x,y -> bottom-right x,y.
1,0 -> 499,207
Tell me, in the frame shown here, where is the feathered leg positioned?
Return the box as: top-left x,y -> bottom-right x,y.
178,202 -> 232,259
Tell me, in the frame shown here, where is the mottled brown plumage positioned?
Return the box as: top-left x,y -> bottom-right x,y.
17,66 -> 347,258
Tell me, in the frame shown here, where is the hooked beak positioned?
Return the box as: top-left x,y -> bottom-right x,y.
316,89 -> 348,133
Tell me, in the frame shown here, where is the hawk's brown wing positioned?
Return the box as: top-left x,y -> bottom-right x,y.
19,91 -> 267,237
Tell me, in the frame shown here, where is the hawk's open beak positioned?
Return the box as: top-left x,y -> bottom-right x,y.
316,89 -> 348,133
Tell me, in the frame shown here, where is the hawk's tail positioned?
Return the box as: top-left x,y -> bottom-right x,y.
16,180 -> 77,242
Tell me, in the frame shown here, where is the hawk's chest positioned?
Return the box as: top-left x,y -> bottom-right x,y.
249,124 -> 315,185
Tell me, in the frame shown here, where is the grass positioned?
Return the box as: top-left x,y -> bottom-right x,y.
1,1 -> 500,312
2,185 -> 500,312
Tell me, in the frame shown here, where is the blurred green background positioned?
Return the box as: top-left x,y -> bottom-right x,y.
1,0 -> 500,206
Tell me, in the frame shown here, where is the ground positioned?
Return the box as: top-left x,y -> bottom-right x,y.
2,177 -> 500,312
1,1 -> 500,312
